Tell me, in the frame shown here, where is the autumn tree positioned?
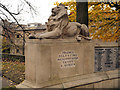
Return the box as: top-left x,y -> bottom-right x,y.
2,37 -> 10,53
0,0 -> 37,54
88,2 -> 120,41
54,0 -> 120,41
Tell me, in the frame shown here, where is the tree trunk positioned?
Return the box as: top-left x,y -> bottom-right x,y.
76,1 -> 88,26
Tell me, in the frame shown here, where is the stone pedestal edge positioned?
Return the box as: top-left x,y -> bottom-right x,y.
16,69 -> 120,89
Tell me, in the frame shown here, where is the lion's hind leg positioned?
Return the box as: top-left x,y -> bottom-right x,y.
77,24 -> 92,41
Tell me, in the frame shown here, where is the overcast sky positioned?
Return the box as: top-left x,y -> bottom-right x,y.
0,0 -> 68,25
30,0 -> 68,24
22,0 -> 68,24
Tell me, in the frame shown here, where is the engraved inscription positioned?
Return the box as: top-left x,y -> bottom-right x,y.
57,51 -> 78,68
95,49 -> 105,71
95,47 -> 120,72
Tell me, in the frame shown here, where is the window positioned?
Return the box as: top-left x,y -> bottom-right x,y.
16,49 -> 20,53
17,35 -> 19,38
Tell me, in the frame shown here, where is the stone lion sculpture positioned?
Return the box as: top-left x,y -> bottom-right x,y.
29,3 -> 91,41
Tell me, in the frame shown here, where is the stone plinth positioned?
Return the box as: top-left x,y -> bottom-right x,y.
17,39 -> 95,88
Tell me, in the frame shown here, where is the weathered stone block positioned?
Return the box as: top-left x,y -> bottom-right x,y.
17,39 -> 94,88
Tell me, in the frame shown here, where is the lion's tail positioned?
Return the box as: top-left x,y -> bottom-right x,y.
81,24 -> 90,37
75,22 -> 82,28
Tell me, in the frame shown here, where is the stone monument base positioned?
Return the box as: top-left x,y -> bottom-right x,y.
17,39 -> 120,89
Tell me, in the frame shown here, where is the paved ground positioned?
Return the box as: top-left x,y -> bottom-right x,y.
1,76 -> 16,88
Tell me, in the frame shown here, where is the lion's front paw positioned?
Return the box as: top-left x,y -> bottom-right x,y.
76,36 -> 82,41
29,34 -> 36,39
35,34 -> 44,39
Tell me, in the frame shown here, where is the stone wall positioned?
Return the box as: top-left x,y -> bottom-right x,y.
74,78 -> 120,88
95,42 -> 120,72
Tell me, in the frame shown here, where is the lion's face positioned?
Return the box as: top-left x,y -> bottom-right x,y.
51,4 -> 67,16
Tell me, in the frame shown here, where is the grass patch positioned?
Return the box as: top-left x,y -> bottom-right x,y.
2,60 -> 25,84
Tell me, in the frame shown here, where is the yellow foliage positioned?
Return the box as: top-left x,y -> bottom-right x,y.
89,2 -> 120,41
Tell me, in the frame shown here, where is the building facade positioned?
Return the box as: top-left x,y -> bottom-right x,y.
10,23 -> 46,55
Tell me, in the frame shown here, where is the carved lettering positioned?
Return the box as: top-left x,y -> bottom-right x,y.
57,51 -> 79,68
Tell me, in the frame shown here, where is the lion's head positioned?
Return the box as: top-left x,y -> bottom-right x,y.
51,3 -> 68,18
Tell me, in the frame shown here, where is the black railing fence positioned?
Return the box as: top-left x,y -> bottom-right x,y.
1,53 -> 25,62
